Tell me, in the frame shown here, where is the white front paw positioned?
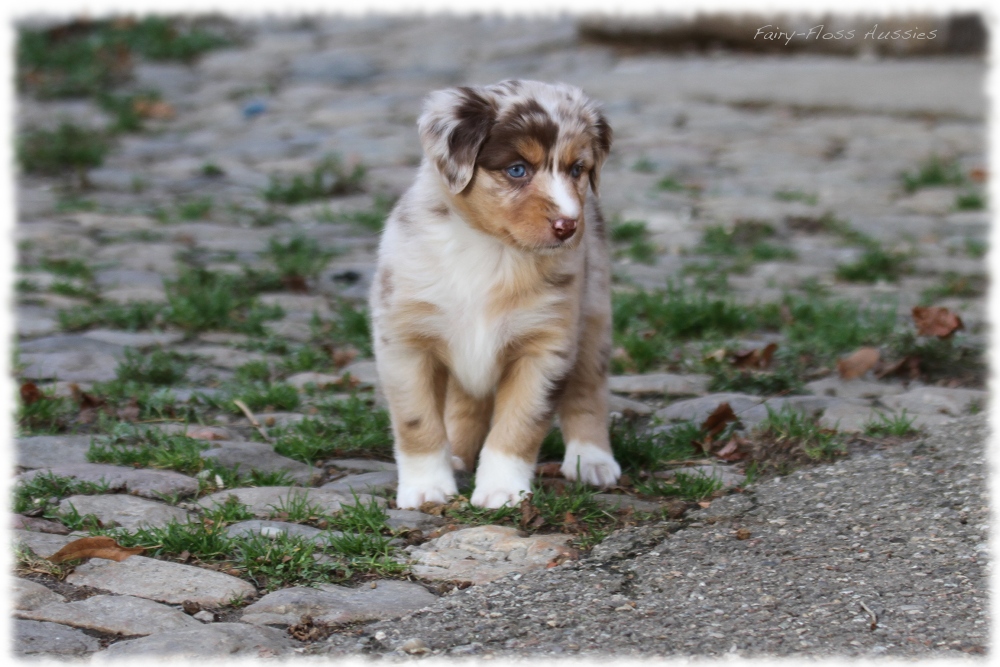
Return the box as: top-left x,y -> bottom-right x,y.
470,448 -> 534,508
561,440 -> 621,487
395,449 -> 457,509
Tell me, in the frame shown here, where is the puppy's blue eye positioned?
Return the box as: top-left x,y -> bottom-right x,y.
505,164 -> 527,178
570,163 -> 584,178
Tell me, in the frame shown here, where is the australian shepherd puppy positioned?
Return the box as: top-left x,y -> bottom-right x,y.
370,79 -> 621,509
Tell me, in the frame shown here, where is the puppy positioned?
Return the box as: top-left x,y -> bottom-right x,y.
370,79 -> 621,509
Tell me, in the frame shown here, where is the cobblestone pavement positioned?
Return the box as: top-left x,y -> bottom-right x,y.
11,15 -> 989,659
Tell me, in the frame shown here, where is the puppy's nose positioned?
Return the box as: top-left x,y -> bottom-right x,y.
551,217 -> 577,241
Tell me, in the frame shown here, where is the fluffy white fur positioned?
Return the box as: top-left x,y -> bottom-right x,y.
561,439 -> 622,487
395,447 -> 458,509
469,448 -> 536,508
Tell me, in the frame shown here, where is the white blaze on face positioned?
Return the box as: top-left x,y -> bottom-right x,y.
547,172 -> 580,221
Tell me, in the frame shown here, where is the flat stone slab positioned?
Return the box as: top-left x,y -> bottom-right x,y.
321,470 -> 397,494
880,386 -> 987,417
100,623 -> 295,659
200,441 -> 319,484
608,393 -> 654,417
19,350 -> 120,382
58,494 -> 192,530
66,555 -> 257,606
405,525 -> 577,585
153,424 -> 239,441
655,463 -> 747,488
286,371 -> 353,390
197,486 -> 385,517
385,509 -> 446,532
241,579 -> 437,626
81,329 -> 184,349
18,463 -> 199,499
339,359 -> 379,386
13,619 -> 101,657
13,530 -> 77,558
179,345 -> 280,370
225,519 -> 342,544
19,595 -> 201,636
608,373 -> 711,396
805,377 -> 907,400
324,458 -> 397,473
14,578 -> 66,611
594,493 -> 664,513
17,435 -> 94,469
655,393 -> 767,426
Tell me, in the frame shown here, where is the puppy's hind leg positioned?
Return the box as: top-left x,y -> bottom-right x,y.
558,314 -> 621,487
377,344 -> 456,509
444,376 -> 493,473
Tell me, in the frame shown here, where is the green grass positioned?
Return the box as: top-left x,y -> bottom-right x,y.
262,154 -> 366,204
835,245 -> 911,283
178,197 -> 213,220
632,157 -> 657,173
920,272 -> 987,304
58,301 -> 165,332
115,349 -> 191,385
901,156 -> 965,193
266,235 -> 336,283
271,396 -> 392,464
656,175 -> 687,192
88,429 -> 209,475
955,191 -> 986,211
965,238 -> 987,259
634,472 -> 723,500
228,382 -> 300,413
319,194 -> 397,232
774,190 -> 818,205
18,123 -> 110,182
202,162 -> 224,177
97,91 -> 162,133
694,221 -> 796,265
609,219 -> 657,265
754,405 -> 847,463
39,257 -> 93,281
18,17 -> 230,99
165,268 -> 284,335
17,388 -> 78,435
707,359 -> 803,395
12,472 -> 110,517
863,411 -> 916,437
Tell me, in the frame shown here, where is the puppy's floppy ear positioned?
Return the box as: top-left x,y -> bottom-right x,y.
418,86 -> 497,195
588,111 -> 613,195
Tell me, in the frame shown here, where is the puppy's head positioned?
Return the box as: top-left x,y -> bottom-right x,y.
418,80 -> 612,251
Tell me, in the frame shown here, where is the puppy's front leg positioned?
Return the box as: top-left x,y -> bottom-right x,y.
471,354 -> 560,508
377,345 -> 456,509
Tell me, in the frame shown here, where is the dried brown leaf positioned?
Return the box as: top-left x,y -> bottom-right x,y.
20,382 -> 44,406
912,306 -> 964,338
732,343 -> 778,369
837,347 -> 880,380
47,536 -> 144,563
701,402 -> 737,437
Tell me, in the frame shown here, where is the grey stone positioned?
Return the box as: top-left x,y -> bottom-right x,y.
656,463 -> 747,489
13,619 -> 100,657
257,293 -> 332,319
608,373 -> 712,396
13,530 -> 77,559
290,49 -> 381,85
805,377 -> 907,400
19,595 -> 201,636
608,393 -> 654,417
101,286 -> 170,304
685,493 -> 755,522
594,494 -> 664,513
17,308 -> 58,337
19,350 -> 121,382
66,555 -> 257,606
241,579 -> 437,626
880,386 -> 987,417
13,578 -> 66,611
58,494 -> 191,530
178,344 -> 279,370
94,242 -> 181,274
339,359 -> 379,387
405,525 -> 576,585
17,435 -> 94,469
101,623 -> 295,658
385,509 -> 446,532
286,371 -> 354,390
200,441 -> 320,484
81,329 -> 184,349
655,393 -> 766,426
153,424 -> 239,441
17,463 -> 199,499
225,519 -> 342,544
94,268 -> 165,288
321,470 -> 398,494
197,486 -> 385,517
324,458 -> 398,473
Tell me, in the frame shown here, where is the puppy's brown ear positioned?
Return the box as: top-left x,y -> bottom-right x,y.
418,86 -> 496,195
589,111 -> 613,195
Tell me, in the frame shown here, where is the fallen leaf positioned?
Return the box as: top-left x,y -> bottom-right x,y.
47,536 -> 144,563
875,355 -> 921,380
912,306 -> 964,338
133,99 -> 176,120
186,427 -> 228,441
970,167 -> 988,183
535,462 -> 563,478
281,275 -> 309,293
20,382 -> 44,406
703,348 -> 727,363
331,347 -> 358,369
732,343 -> 778,369
714,437 -> 748,462
519,496 -> 541,529
701,402 -> 737,438
837,347 -> 880,380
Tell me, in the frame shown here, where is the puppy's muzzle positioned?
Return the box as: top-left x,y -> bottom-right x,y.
551,217 -> 578,241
